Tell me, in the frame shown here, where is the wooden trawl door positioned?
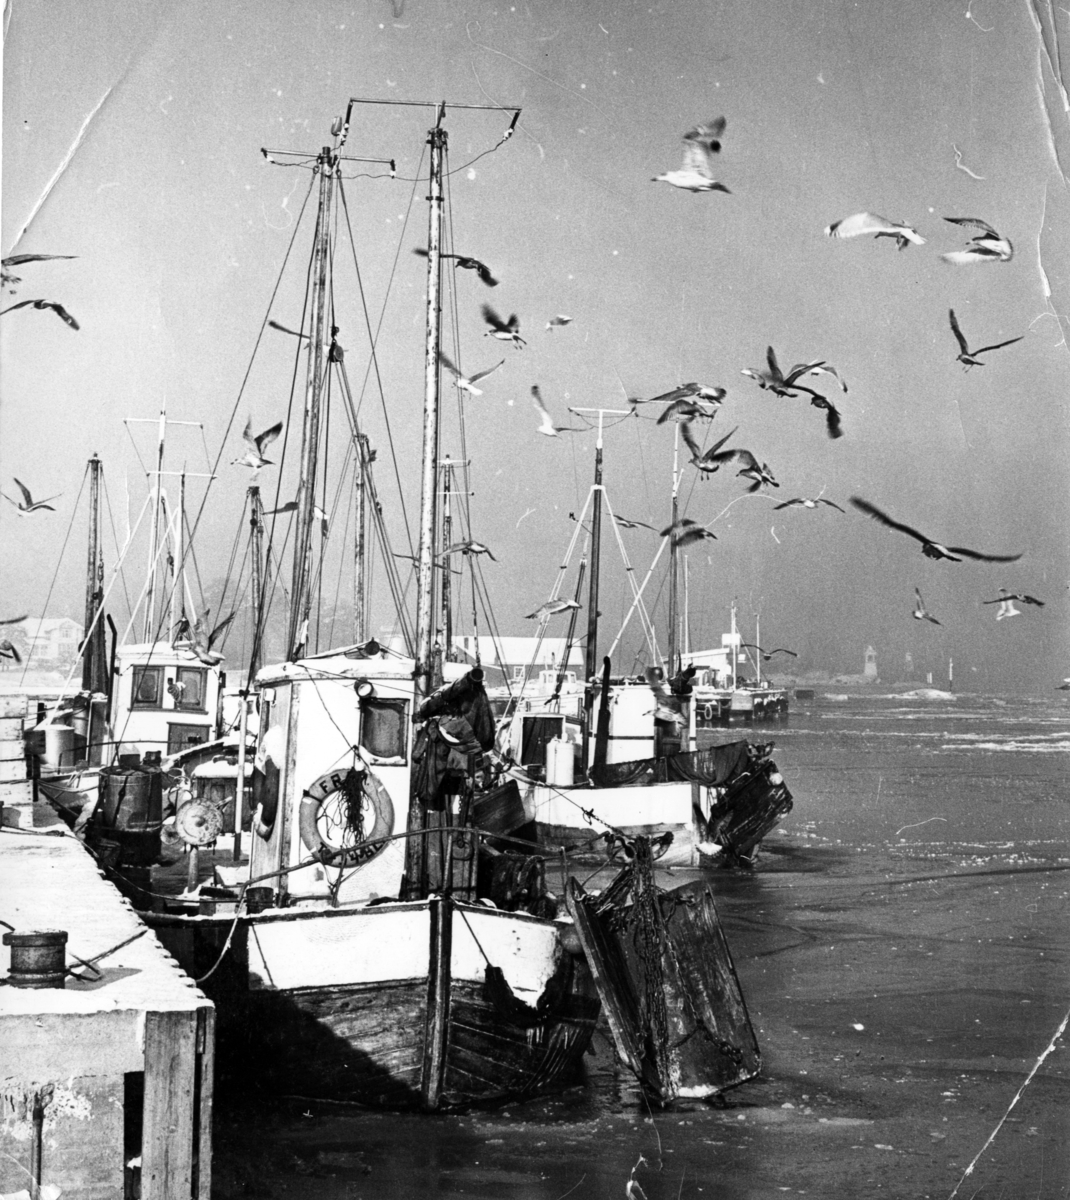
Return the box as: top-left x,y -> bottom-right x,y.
141,1007 -> 215,1200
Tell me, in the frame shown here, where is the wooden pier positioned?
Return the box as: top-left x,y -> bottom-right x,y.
1,808 -> 214,1198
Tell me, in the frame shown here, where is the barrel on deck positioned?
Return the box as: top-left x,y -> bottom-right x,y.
98,764 -> 164,866
2,929 -> 68,989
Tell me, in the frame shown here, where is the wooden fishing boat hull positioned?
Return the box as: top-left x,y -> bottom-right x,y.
148,897 -> 599,1110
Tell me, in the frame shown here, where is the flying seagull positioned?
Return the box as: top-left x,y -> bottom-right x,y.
774,496 -> 844,512
850,497 -> 1022,563
482,304 -> 526,348
440,539 -> 497,562
265,500 -> 329,534
0,298 -> 80,329
734,452 -> 779,493
681,422 -> 740,475
941,217 -> 1013,265
659,517 -> 718,547
947,309 -> 1023,368
993,598 -> 1021,620
824,212 -> 926,250
526,597 -> 581,621
741,347 -> 826,396
741,643 -> 798,662
268,319 -> 309,340
546,314 -> 572,330
1056,679 -> 1070,692
3,479 -> 61,515
656,396 -> 722,424
531,386 -> 581,436
0,615 -> 27,625
807,393 -> 844,440
636,382 -> 727,407
1,253 -> 76,288
183,609 -> 237,666
232,418 -> 283,470
438,351 -> 505,395
912,588 -> 941,625
652,117 -> 731,193
0,640 -> 21,664
413,247 -> 498,286
983,588 -> 1044,608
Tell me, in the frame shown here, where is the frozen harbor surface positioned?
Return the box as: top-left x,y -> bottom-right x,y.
212,694 -> 1070,1199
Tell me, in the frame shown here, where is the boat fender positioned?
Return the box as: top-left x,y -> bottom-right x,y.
298,763 -> 394,867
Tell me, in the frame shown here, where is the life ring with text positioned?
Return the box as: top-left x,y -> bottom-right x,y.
298,763 -> 394,868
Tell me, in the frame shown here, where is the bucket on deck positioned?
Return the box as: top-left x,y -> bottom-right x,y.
97,765 -> 164,866
2,929 -> 68,989
545,737 -> 575,787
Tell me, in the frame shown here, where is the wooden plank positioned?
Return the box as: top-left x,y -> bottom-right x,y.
142,1009 -> 197,1200
195,1007 -> 215,1200
420,895 -> 452,1110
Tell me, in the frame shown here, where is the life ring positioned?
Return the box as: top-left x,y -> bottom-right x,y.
298,763 -> 394,867
702,703 -> 715,722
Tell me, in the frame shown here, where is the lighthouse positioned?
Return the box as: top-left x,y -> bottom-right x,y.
863,645 -> 878,679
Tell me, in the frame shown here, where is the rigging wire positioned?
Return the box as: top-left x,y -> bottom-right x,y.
100,469 -> 135,626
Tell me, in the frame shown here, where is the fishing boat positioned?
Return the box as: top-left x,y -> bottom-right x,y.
33,444 -> 235,827
497,416 -> 794,867
134,100 -> 601,1110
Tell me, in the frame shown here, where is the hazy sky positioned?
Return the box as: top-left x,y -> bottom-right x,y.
3,0 -> 1068,691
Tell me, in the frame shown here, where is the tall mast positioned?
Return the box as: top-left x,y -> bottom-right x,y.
143,403 -> 168,642
583,425 -> 606,710
81,455 -> 105,694
248,484 -> 265,679
353,432 -> 369,643
414,104 -> 447,701
168,471 -> 186,641
667,425 -> 682,675
288,144 -> 336,660
440,459 -> 454,661
754,611 -> 761,685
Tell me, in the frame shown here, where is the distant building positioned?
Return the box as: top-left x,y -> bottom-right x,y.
16,618 -> 83,670
449,635 -> 584,687
904,650 -> 915,679
863,645 -> 878,678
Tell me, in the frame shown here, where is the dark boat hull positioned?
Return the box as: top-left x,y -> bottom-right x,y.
148,898 -> 599,1111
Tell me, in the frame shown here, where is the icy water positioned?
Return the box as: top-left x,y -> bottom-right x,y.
212,692 -> 1070,1200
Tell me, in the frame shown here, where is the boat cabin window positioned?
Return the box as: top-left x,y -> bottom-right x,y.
359,697 -> 409,763
174,667 -> 207,711
131,665 -> 163,708
167,722 -> 209,756
520,715 -> 565,768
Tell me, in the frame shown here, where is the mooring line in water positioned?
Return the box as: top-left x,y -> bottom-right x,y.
552,1173 -> 586,1200
947,1003 -> 1070,1198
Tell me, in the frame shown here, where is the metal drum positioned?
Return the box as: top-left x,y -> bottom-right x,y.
98,765 -> 164,866
2,930 -> 68,989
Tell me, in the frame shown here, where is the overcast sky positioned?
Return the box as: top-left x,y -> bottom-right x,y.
3,0 -> 1068,691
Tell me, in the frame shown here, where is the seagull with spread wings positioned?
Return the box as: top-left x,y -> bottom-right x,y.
0,298 -> 80,329
531,386 -> 581,436
741,643 -> 798,662
912,588 -> 941,625
825,212 -> 926,250
3,479 -> 61,515
774,496 -> 844,513
681,422 -> 740,476
948,309 -> 1023,368
439,351 -> 505,395
546,314 -> 572,330
941,217 -> 1013,265
850,497 -> 1022,563
232,418 -> 283,470
659,517 -> 718,548
413,247 -> 498,286
983,588 -> 1044,609
734,452 -> 779,493
184,609 -> 237,666
526,597 -> 581,621
440,539 -> 497,562
482,304 -> 525,348
652,117 -> 731,193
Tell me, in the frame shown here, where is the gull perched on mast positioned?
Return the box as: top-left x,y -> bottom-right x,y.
439,351 -> 505,395
825,212 -> 926,250
652,117 -> 731,193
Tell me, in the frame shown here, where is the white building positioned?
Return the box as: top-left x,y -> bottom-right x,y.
17,617 -> 83,670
